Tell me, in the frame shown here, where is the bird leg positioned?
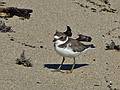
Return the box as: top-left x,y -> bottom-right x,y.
57,57 -> 65,70
52,57 -> 65,73
70,57 -> 76,73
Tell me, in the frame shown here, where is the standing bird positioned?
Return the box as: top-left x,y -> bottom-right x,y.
53,26 -> 95,73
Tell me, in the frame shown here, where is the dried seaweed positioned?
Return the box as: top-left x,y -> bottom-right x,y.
99,0 -> 110,5
0,7 -> 33,19
73,2 -> 89,8
99,8 -> 117,13
105,40 -> 120,51
0,20 -> 14,32
91,8 -> 97,12
86,0 -> 106,7
73,0 -> 117,13
16,50 -> 32,67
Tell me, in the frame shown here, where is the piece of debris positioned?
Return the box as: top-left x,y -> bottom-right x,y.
16,50 -> 32,67
106,62 -> 109,65
91,8 -> 97,12
73,0 -> 117,13
104,77 -> 119,90
76,34 -> 92,42
106,27 -> 120,35
94,84 -> 100,86
40,46 -> 43,48
73,1 -> 89,8
0,1 -> 6,6
105,40 -> 120,51
102,35 -> 105,37
99,8 -> 117,13
8,34 -> 36,48
0,7 -> 33,19
86,0 -> 106,7
118,36 -> 120,39
21,43 -> 36,48
107,81 -> 113,90
0,20 -> 14,32
99,0 -> 110,5
10,38 -> 14,41
93,59 -> 96,61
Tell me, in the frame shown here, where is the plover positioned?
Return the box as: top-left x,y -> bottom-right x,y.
53,26 -> 95,73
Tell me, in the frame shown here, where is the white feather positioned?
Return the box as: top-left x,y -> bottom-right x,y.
54,36 -> 68,46
55,45 -> 80,58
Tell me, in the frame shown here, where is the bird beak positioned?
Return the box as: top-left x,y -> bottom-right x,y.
53,38 -> 57,42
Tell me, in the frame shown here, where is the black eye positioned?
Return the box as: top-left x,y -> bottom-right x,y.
60,36 -> 64,39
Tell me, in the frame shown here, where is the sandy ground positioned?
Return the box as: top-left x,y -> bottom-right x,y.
0,0 -> 120,90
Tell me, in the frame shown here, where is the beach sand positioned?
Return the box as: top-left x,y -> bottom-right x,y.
0,0 -> 120,90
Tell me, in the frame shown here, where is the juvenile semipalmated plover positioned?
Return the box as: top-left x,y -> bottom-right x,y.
53,26 -> 95,73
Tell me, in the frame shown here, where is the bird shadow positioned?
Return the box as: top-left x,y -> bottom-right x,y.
44,64 -> 89,70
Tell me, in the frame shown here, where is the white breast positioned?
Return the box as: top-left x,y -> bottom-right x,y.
54,45 -> 80,58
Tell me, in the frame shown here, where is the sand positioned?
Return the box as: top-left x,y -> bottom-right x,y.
0,0 -> 120,90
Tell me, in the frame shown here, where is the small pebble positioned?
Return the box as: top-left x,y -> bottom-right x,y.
10,38 -> 14,41
106,62 -> 109,65
93,59 -> 96,61
36,81 -> 41,84
102,35 -> 105,37
40,46 -> 43,48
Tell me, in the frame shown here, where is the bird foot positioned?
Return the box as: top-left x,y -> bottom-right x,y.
51,69 -> 64,73
66,70 -> 73,74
